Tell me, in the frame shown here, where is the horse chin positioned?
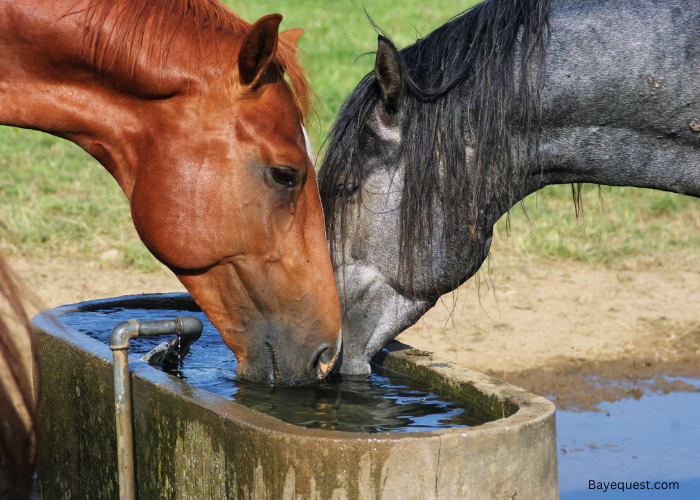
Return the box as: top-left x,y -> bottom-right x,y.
335,265 -> 434,375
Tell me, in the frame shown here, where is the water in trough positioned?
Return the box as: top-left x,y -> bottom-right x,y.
60,306 -> 494,433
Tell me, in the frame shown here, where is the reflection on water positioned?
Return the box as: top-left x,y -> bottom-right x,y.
61,306 -> 493,433
231,368 -> 483,432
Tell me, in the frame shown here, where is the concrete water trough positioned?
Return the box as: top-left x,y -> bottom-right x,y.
33,293 -> 558,499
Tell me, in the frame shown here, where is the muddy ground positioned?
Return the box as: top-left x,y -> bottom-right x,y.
13,252 -> 700,412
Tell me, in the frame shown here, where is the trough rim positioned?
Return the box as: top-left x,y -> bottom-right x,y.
32,292 -> 555,443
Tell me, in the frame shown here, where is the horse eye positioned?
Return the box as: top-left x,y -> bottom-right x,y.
336,182 -> 360,198
271,168 -> 296,187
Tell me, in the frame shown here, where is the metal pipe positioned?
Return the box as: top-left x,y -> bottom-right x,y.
109,316 -> 203,500
139,317 -> 203,366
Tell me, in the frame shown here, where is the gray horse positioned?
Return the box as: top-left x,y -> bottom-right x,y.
318,0 -> 700,374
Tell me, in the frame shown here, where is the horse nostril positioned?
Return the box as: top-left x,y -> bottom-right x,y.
313,344 -> 339,380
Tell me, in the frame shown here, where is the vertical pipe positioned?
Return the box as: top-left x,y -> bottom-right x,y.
112,348 -> 136,500
109,317 -> 202,499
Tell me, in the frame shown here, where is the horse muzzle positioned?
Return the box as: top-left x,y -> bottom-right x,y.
236,327 -> 342,385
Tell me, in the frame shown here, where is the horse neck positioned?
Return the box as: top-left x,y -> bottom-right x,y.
0,0 -> 212,199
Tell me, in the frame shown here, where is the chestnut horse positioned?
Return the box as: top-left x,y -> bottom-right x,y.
0,0 -> 342,385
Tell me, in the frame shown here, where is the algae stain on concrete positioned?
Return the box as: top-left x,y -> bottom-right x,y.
173,420 -> 227,499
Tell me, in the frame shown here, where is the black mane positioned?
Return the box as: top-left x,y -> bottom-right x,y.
318,0 -> 551,288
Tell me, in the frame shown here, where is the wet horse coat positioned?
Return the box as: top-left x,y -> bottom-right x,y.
319,0 -> 700,374
0,0 -> 342,384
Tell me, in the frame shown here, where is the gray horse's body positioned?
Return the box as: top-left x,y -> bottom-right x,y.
320,0 -> 700,374
542,0 -> 700,196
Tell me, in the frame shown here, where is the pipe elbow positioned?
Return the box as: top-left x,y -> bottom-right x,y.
177,316 -> 203,340
110,319 -> 140,350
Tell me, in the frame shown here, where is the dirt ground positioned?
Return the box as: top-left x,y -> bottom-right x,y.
12,252 -> 700,411
397,254 -> 700,410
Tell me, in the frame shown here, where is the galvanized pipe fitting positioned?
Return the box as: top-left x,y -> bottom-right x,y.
109,316 -> 203,500
139,317 -> 203,366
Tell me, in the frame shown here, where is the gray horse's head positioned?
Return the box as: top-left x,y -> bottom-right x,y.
318,36 -> 491,375
319,0 -> 549,374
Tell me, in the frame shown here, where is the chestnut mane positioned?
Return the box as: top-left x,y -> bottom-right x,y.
0,254 -> 39,500
77,0 -> 312,121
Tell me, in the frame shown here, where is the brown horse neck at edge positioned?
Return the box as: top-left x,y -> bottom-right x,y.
0,0 -> 342,385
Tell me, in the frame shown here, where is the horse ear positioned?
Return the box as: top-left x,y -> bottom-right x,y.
375,35 -> 404,112
281,28 -> 304,48
238,14 -> 282,88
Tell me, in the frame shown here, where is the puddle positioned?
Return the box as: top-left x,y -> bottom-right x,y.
557,378 -> 700,499
60,306 -> 498,433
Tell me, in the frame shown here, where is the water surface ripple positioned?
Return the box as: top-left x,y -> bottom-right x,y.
61,306 -> 491,433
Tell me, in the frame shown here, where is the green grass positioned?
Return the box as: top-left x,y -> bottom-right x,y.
1,0 -> 699,272
0,127 -> 158,270
493,185 -> 700,271
230,0 -> 474,148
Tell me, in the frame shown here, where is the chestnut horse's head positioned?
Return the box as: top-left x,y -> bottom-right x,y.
0,1 -> 340,384
111,13 -> 341,384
